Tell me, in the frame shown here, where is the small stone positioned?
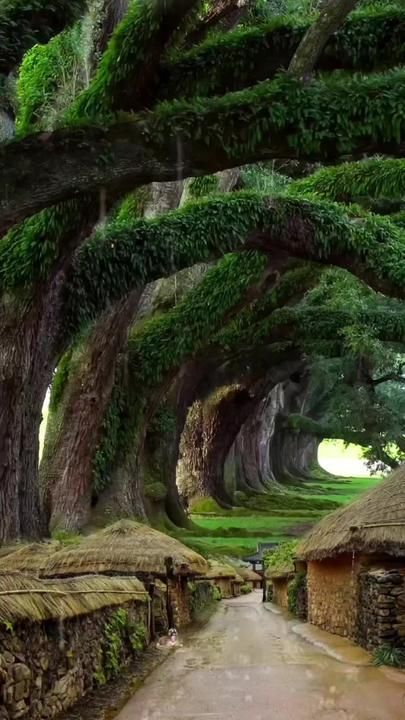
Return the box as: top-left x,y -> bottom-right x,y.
12,665 -> 30,683
2,653 -> 14,665
9,699 -> 28,718
13,682 -> 28,703
39,656 -> 49,672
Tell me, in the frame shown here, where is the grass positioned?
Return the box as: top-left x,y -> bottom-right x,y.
178,441 -> 383,559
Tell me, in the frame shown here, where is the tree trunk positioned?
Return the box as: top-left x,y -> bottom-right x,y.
289,0 -> 359,77
0,260 -> 75,541
183,387 -> 257,506
42,291 -> 141,532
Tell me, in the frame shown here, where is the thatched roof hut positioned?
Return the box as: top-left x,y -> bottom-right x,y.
297,467 -> 405,562
203,561 -> 238,580
236,567 -> 262,584
0,572 -> 148,624
265,566 -> 295,581
42,520 -> 208,578
0,542 -> 60,574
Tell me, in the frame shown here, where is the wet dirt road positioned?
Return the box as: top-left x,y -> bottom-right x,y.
116,591 -> 405,720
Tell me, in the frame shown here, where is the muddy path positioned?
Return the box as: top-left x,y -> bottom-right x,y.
115,591 -> 405,720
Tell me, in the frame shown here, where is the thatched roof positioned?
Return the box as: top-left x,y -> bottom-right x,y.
297,467 -> 405,561
0,573 -> 148,624
203,561 -> 238,580
237,567 -> 262,583
0,542 -> 60,574
42,520 -> 208,578
265,566 -> 295,580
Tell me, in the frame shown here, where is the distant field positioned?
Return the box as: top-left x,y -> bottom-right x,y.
179,442 -> 383,558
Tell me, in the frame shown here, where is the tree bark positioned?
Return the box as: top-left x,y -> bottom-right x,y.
42,291 -> 141,532
288,0 -> 359,78
0,260 -> 76,540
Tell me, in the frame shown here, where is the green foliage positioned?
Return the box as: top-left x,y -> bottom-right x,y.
67,0 -> 187,121
93,378 -> 126,495
164,6 -> 405,100
187,175 -> 219,199
373,644 -> 405,668
287,572 -> 306,616
51,529 -> 81,546
212,586 -> 222,601
265,540 -> 298,571
0,0 -> 88,74
189,497 -> 224,513
291,159 -> 405,204
17,23 -> 87,134
49,349 -> 74,412
240,583 -> 252,595
101,609 -> 147,681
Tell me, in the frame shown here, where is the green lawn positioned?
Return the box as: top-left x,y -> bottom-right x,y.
178,442 -> 383,559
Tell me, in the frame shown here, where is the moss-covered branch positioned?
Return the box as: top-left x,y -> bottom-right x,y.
69,0 -> 199,121
2,68 -> 405,231
160,6 -> 405,100
65,193 -> 405,336
290,158 -> 405,203
0,0 -> 88,75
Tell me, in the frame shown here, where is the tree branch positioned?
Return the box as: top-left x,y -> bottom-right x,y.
1,68 -> 404,233
160,7 -> 404,101
289,0 -> 359,78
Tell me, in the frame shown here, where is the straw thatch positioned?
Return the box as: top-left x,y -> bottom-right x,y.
203,561 -> 238,580
235,567 -> 262,583
265,566 -> 295,580
42,520 -> 208,578
0,542 -> 60,574
297,466 -> 405,561
0,573 -> 148,624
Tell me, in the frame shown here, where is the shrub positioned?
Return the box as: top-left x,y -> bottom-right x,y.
265,540 -> 298,571
287,572 -> 307,618
373,644 -> 405,668
240,584 -> 252,595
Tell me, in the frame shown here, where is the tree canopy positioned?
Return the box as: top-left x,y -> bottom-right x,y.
0,0 -> 404,541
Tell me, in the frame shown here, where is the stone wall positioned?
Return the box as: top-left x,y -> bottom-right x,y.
272,578 -> 289,609
168,577 -> 191,628
0,602 -> 148,720
307,555 -> 360,638
357,568 -> 405,651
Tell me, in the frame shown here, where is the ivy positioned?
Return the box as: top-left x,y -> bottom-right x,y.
98,609 -> 147,682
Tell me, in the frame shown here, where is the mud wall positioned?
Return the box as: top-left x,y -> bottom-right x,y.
0,602 -> 148,720
357,568 -> 405,651
307,555 -> 360,638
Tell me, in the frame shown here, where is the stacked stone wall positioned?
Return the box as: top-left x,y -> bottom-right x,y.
0,601 -> 148,720
357,569 -> 405,651
272,578 -> 289,609
307,555 -> 360,638
168,577 -> 191,628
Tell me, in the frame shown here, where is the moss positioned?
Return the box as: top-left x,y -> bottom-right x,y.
187,175 -> 219,199
290,159 -> 405,203
16,23 -> 87,135
162,6 -> 405,100
144,482 -> 167,502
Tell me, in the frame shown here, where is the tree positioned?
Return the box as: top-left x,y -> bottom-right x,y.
0,0 -> 404,539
